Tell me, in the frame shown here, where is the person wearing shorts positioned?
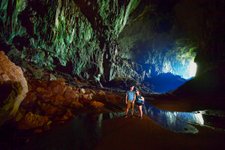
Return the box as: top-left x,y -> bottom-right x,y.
125,86 -> 136,117
135,90 -> 145,119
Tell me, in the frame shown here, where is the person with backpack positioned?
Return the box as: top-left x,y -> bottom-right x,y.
135,90 -> 145,119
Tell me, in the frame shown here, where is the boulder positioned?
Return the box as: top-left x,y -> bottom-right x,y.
90,101 -> 104,109
49,80 -> 67,96
0,51 -> 28,125
40,104 -> 59,116
18,112 -> 49,129
64,86 -> 78,100
80,88 -> 86,94
71,100 -> 83,108
98,90 -> 106,96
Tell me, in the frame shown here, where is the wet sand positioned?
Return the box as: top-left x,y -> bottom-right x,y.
95,115 -> 225,150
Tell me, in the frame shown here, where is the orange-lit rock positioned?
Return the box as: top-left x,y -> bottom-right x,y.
61,110 -> 73,121
48,79 -> 66,95
18,112 -> 49,129
52,84 -> 67,96
36,87 -> 48,95
83,93 -> 93,100
106,94 -> 123,104
17,77 -> 126,129
0,51 -> 28,125
98,90 -> 106,96
70,99 -> 83,108
23,92 -> 37,104
54,95 -> 65,105
64,86 -> 78,100
41,104 -> 58,116
90,101 -> 104,109
80,88 -> 86,94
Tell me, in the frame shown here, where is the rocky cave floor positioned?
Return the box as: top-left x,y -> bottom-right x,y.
1,66 -> 225,150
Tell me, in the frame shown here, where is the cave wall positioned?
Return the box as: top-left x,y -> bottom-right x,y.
0,51 -> 28,125
118,0 -> 197,80
0,0 -> 224,87
174,0 -> 225,75
0,0 -> 141,82
118,0 -> 225,80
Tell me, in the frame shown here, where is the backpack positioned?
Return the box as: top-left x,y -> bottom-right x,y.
136,95 -> 144,104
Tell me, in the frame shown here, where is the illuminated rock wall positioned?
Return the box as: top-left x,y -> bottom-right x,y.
118,0 -> 198,79
0,51 -> 28,125
0,0 -> 224,87
0,0 -> 140,82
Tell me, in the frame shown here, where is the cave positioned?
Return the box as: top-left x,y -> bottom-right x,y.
0,0 -> 225,149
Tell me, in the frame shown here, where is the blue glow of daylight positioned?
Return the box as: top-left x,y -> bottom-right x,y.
144,103 -> 204,133
188,61 -> 197,78
171,60 -> 197,79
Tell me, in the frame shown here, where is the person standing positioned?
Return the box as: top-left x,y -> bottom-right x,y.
135,90 -> 145,119
125,86 -> 136,118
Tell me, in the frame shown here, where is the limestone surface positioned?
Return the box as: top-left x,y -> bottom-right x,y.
0,51 -> 28,125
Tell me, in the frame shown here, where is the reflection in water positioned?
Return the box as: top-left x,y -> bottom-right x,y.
23,102 -> 225,149
143,103 -> 204,134
105,102 -> 225,134
24,114 -> 102,150
143,103 -> 225,133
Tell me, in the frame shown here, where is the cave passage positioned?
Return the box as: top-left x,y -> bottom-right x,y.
0,0 -> 225,149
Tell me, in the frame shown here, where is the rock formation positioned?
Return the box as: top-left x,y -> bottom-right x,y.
0,0 -> 141,83
16,78 -> 123,130
0,51 -> 28,125
0,0 -> 224,91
